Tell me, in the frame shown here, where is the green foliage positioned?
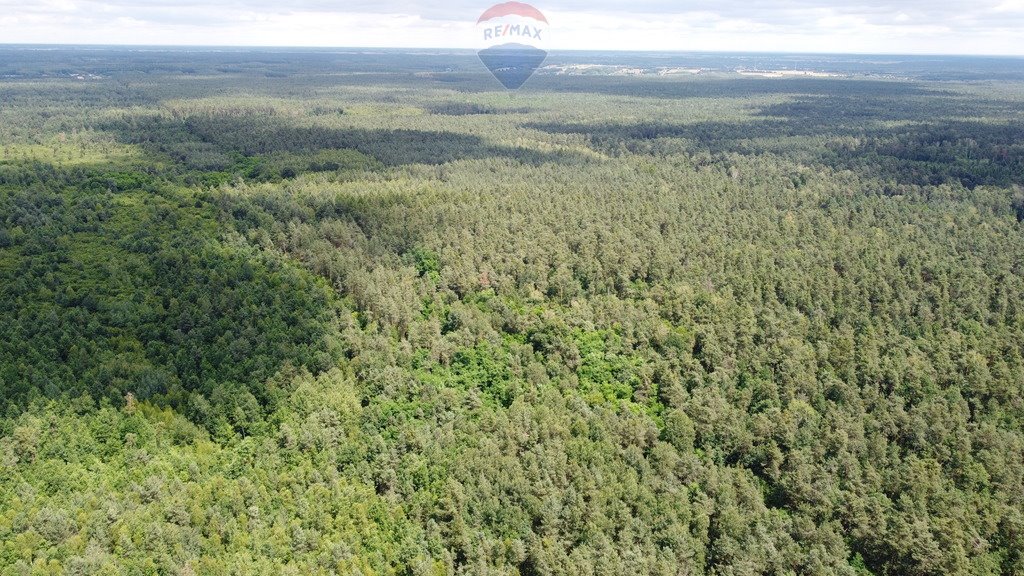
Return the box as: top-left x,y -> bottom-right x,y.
573,329 -> 645,404
412,247 -> 442,282
0,167 -> 342,422
0,375 -> 430,575
2,51 -> 1024,575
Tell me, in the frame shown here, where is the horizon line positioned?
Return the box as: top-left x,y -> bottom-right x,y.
2,43 -> 1024,59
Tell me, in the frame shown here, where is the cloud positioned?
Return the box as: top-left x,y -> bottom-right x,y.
993,0 -> 1024,11
0,0 -> 1021,54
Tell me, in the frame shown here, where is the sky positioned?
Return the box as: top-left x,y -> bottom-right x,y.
0,0 -> 1022,55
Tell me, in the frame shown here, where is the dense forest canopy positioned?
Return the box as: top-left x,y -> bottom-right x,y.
1,47 -> 1024,575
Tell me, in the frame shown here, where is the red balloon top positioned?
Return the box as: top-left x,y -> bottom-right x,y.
477,2 -> 549,24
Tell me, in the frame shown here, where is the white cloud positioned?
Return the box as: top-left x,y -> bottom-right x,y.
0,0 -> 1021,54
993,0 -> 1024,12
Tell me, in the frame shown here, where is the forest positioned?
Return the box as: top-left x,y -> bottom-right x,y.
1,47 -> 1024,575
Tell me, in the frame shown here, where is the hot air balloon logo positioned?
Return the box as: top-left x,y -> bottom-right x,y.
476,2 -> 548,89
